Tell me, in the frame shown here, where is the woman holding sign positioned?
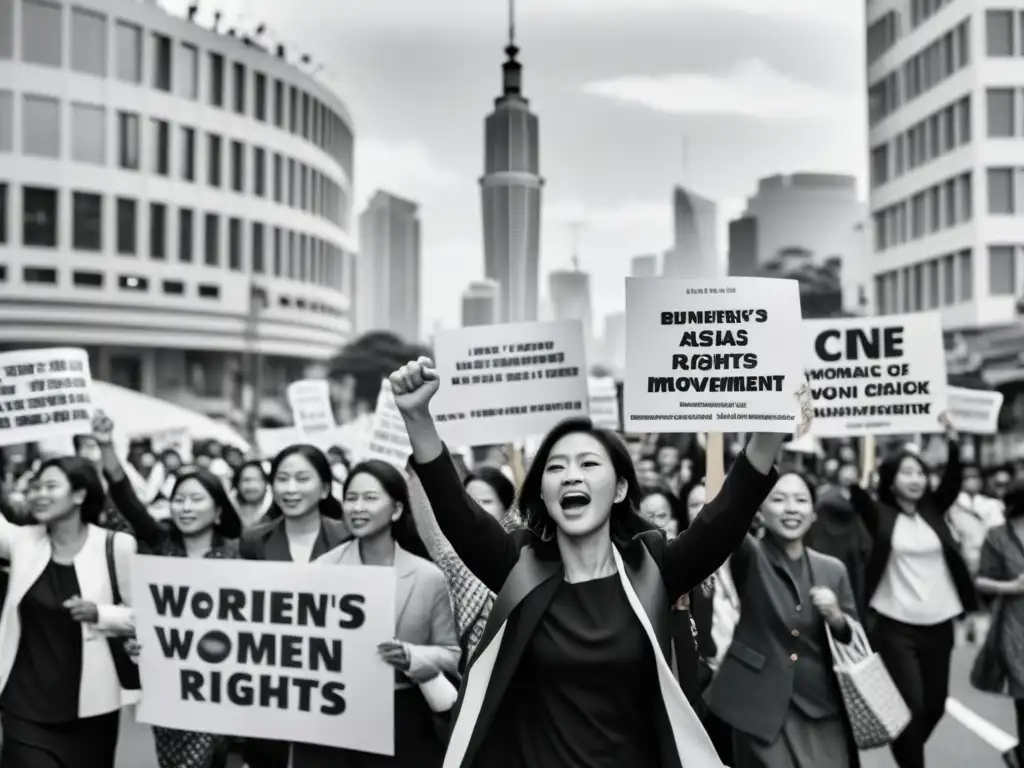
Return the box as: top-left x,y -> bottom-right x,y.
389,356 -> 808,768
92,410 -> 243,768
848,416 -> 975,768
301,459 -> 458,767
0,456 -> 137,767
239,443 -> 353,768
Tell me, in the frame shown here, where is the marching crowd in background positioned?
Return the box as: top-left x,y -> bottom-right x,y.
0,357 -> 1020,768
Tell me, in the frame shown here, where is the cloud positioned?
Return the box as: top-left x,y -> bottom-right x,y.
582,59 -> 857,122
353,138 -> 463,209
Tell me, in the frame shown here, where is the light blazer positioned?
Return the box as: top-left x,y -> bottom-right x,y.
0,521 -> 138,718
314,540 -> 460,685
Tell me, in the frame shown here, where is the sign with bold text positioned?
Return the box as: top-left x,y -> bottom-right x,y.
0,348 -> 93,447
802,313 -> 948,437
131,557 -> 396,754
624,277 -> 804,433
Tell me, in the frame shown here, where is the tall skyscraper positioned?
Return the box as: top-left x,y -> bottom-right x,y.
357,191 -> 421,342
461,279 -> 501,327
664,185 -> 719,279
480,0 -> 543,323
548,267 -> 594,353
727,173 -> 866,312
867,4 -> 1023,331
630,254 -> 659,277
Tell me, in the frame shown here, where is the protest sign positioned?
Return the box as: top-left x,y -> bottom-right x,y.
803,313 -> 947,437
430,320 -> 589,446
149,428 -> 193,463
588,377 -> 620,431
946,386 -> 1003,435
287,380 -> 337,436
0,348 -> 94,447
624,278 -> 804,433
131,556 -> 397,755
360,379 -> 412,469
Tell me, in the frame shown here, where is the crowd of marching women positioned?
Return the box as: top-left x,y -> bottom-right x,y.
0,357 -> 1021,768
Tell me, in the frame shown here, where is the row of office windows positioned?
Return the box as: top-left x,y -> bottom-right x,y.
0,264 -> 348,319
984,9 -> 1024,57
0,183 -> 349,293
872,172 -> 973,251
867,1 -> 958,67
0,92 -> 348,229
0,0 -> 353,176
869,17 -> 969,124
870,94 -> 969,187
874,250 -> 973,315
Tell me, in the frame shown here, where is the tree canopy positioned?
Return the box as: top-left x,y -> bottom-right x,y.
328,331 -> 432,408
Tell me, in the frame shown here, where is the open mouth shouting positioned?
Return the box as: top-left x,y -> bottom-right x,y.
559,490 -> 592,515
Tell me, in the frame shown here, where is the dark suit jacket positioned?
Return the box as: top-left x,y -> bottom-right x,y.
850,441 -> 977,616
237,514 -> 351,768
413,444 -> 777,768
239,515 -> 350,562
806,490 -> 873,618
704,536 -> 860,764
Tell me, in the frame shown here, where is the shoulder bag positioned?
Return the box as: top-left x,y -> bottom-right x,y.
105,531 -> 142,690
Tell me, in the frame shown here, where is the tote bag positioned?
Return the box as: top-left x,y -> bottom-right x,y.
825,619 -> 911,750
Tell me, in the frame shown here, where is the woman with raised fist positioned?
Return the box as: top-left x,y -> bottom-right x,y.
389,356 -> 809,768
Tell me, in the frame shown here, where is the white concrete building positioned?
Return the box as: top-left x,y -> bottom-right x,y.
867,0 -> 1024,330
0,0 -> 356,423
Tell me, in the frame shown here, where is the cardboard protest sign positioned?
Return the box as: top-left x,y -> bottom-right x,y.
624,278 -> 804,433
430,320 -> 589,446
287,380 -> 337,436
947,386 -> 1003,435
360,379 -> 412,469
131,557 -> 396,755
588,377 -> 620,431
0,348 -> 94,447
803,313 -> 947,437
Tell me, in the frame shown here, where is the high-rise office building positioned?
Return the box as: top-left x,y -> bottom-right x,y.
600,311 -> 626,376
480,3 -> 543,323
664,185 -> 719,279
461,279 -> 500,326
630,253 -> 659,277
548,268 -> 594,353
867,2 -> 1024,330
357,191 -> 421,342
728,173 -> 866,312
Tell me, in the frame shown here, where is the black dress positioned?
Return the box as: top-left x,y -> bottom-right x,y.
494,573 -> 661,767
0,560 -> 120,768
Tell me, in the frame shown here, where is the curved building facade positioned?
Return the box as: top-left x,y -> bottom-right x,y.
0,0 -> 356,423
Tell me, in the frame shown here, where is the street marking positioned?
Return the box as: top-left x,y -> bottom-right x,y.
945,697 -> 1018,753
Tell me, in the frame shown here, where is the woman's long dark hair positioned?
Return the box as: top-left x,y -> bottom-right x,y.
170,469 -> 242,539
343,460 -> 429,559
517,416 -> 657,546
876,450 -> 928,510
35,457 -> 105,524
265,444 -> 344,521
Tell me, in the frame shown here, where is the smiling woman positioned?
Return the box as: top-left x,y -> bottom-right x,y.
388,355 -> 799,768
704,468 -> 861,768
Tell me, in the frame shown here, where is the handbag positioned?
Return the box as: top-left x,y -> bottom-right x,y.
970,524 -> 1024,694
970,597 -> 1007,693
825,619 -> 911,750
104,531 -> 141,691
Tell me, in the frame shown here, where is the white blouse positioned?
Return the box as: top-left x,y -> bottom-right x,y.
870,512 -> 963,625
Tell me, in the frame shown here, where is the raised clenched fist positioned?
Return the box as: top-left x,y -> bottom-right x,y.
388,357 -> 440,417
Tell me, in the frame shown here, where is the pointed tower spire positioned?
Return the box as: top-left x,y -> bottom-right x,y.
502,0 -> 522,95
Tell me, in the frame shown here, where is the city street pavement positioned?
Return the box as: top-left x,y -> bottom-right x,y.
115,643 -> 1019,767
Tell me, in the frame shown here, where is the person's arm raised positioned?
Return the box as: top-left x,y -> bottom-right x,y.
391,359 -> 519,593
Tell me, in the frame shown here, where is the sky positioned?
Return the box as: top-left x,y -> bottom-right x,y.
161,0 -> 868,335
